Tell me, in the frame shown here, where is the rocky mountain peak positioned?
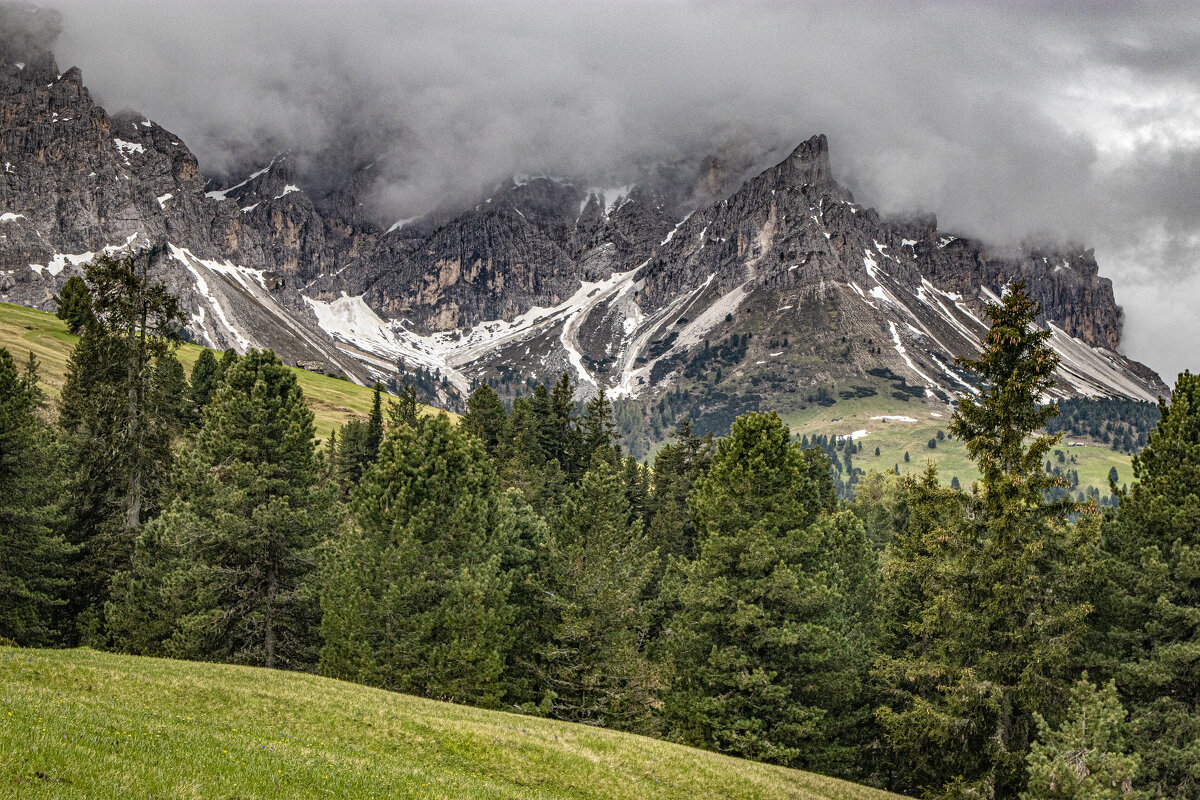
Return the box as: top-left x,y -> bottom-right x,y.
0,27 -> 1169,424
777,133 -> 834,187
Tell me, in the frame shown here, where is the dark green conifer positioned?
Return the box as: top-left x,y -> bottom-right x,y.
1103,371 -> 1200,798
53,274 -> 93,334
365,383 -> 384,460
875,282 -> 1095,798
57,252 -> 183,643
320,415 -> 514,706
108,350 -> 334,669
537,459 -> 659,732
0,349 -> 71,645
187,348 -> 220,423
662,411 -> 875,773
462,383 -> 509,459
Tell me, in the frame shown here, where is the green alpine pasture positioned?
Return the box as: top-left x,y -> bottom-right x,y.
0,300 -> 445,443
779,390 -> 1134,493
0,647 -> 908,800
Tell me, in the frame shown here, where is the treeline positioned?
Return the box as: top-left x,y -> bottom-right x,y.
3,262 -> 1199,799
1045,397 -> 1161,453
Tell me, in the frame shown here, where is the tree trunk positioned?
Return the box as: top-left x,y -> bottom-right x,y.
124,343 -> 141,531
264,562 -> 278,669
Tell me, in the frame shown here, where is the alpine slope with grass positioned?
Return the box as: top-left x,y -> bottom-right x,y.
0,647 -> 908,800
0,300 -> 446,443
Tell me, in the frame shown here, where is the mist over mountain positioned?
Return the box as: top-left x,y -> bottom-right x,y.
6,0 -> 1199,381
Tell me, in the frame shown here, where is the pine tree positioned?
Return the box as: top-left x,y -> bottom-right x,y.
334,418 -> 371,490
319,415 -> 514,706
549,372 -> 583,478
1023,677 -> 1141,800
581,387 -> 620,466
387,381 -> 420,430
53,274 -> 93,334
107,350 -> 335,669
57,251 -> 183,643
0,349 -> 71,645
875,282 -> 1095,799
662,411 -> 875,774
645,420 -> 714,562
537,459 -> 659,732
215,348 -> 239,381
1102,371 -> 1200,799
365,383 -> 384,460
462,383 -> 509,460
187,348 -> 220,424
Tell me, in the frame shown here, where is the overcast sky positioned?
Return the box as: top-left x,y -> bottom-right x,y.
46,0 -> 1200,383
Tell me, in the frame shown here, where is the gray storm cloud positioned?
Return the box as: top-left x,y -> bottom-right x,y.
42,0 -> 1200,382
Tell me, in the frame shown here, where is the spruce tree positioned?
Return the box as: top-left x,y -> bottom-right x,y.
875,282 -> 1095,798
1102,371 -> 1200,799
645,419 -> 714,562
0,349 -> 71,645
365,383 -> 384,460
1022,677 -> 1141,800
57,251 -> 183,643
549,372 -> 583,478
187,348 -> 220,423
582,387 -> 620,465
54,274 -> 94,334
537,458 -> 659,732
107,350 -> 334,669
320,415 -> 514,706
462,383 -> 510,460
662,411 -> 875,774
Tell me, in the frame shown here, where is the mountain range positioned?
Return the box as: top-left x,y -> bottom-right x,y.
0,2 -> 1167,446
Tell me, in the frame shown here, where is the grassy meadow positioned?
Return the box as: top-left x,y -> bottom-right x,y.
0,301 -> 447,443
779,391 -> 1134,494
0,647 -> 909,800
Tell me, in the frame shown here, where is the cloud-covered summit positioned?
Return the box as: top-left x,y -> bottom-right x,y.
34,0 -> 1200,381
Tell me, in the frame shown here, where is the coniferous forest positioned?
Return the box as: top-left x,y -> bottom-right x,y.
3,253 -> 1200,800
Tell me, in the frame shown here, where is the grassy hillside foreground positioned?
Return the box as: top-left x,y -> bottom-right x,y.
0,648 -> 907,799
0,301 -> 446,442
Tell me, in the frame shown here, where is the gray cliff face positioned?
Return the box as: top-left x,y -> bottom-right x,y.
0,9 -> 1168,422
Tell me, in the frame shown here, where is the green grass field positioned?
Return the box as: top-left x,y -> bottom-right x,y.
779,391 -> 1134,494
0,301 -> 448,443
0,647 -> 908,800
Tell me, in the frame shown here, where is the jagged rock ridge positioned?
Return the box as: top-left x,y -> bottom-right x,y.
0,2 -> 1167,428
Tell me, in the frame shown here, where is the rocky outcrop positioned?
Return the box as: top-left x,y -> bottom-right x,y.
0,5 -> 1168,417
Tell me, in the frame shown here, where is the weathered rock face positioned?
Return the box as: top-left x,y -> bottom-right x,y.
0,4 -> 1168,424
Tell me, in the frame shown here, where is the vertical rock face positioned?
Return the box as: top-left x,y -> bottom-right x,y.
0,4 -> 1167,422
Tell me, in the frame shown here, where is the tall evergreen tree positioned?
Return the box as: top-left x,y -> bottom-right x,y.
1022,676 -> 1141,800
53,274 -> 94,334
581,387 -> 620,465
1102,371 -> 1200,799
333,418 -> 371,491
365,383 -> 384,461
57,251 -> 183,643
187,348 -> 220,423
875,282 -> 1096,799
645,419 -> 714,563
537,459 -> 659,732
0,349 -> 71,645
387,381 -> 420,430
549,372 -> 583,478
662,411 -> 875,774
320,415 -> 514,706
108,350 -> 335,670
462,383 -> 509,460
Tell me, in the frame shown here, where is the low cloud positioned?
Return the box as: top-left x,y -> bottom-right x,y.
46,0 -> 1200,381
